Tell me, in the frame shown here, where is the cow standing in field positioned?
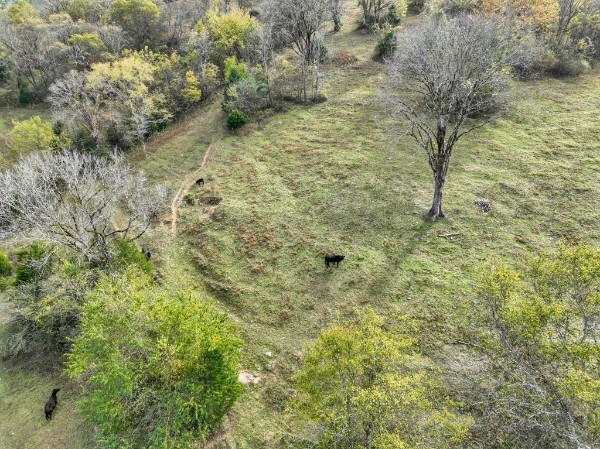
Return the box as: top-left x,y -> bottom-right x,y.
44,389 -> 60,420
325,254 -> 345,267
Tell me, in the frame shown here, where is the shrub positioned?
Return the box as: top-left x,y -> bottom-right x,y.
4,255 -> 92,356
223,77 -> 269,114
0,251 -> 12,291
428,0 -> 476,15
387,2 -> 407,25
510,33 -> 553,79
0,62 -> 9,86
408,0 -> 427,13
359,0 -> 407,29
376,29 -> 398,60
224,56 -> 249,84
227,109 -> 249,130
0,251 -> 12,278
67,269 -> 242,449
546,44 -> 588,77
15,242 -> 52,286
17,76 -> 31,105
109,240 -> 154,276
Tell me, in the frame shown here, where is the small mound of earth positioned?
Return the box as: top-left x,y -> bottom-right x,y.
200,196 -> 222,206
474,199 -> 492,212
331,50 -> 359,66
238,371 -> 261,384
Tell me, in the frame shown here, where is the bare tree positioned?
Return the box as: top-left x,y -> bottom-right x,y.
0,151 -> 166,266
330,0 -> 346,32
186,29 -> 214,74
264,0 -> 329,101
48,70 -> 119,149
97,25 -> 126,56
386,15 -> 515,220
265,0 -> 329,65
160,0 -> 210,49
358,0 -> 398,29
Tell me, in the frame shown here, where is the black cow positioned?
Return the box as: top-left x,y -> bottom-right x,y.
44,389 -> 61,420
196,178 -> 204,186
325,254 -> 345,267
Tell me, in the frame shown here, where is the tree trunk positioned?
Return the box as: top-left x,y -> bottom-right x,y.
428,173 -> 445,220
333,16 -> 341,32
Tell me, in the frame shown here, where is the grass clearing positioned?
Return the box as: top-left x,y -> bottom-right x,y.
0,7 -> 598,447
136,12 -> 600,446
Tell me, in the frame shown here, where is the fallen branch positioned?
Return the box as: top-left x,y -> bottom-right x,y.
437,233 -> 462,239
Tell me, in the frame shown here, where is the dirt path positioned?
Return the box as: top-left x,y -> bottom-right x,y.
170,141 -> 215,235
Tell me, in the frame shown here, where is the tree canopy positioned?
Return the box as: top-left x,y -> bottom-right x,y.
67,268 -> 243,448
475,241 -> 599,448
288,308 -> 471,449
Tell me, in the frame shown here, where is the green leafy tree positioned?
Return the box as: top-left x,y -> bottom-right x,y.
5,252 -> 93,356
66,0 -> 105,22
110,0 -> 161,49
2,240 -> 155,357
182,70 -> 202,104
67,33 -> 109,69
223,56 -> 248,83
287,308 -> 471,449
6,0 -> 41,25
67,269 -> 242,448
7,116 -> 71,153
14,242 -> 53,286
196,7 -> 258,58
475,241 -> 600,448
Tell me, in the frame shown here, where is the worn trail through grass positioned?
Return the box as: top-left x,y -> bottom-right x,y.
171,140 -> 215,235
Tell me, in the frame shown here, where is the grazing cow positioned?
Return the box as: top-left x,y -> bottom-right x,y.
196,178 -> 204,186
44,389 -> 60,420
325,254 -> 345,267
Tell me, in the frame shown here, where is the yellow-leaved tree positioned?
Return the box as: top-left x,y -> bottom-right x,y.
477,0 -> 560,29
475,241 -> 599,448
195,7 -> 258,58
8,116 -> 71,153
287,308 -> 472,448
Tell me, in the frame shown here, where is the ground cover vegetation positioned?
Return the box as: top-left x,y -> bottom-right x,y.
0,0 -> 598,448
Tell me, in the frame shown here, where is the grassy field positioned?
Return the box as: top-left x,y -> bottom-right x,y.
1,7 -> 599,448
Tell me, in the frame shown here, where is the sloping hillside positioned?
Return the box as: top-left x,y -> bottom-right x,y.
131,10 -> 600,447
1,7 -> 599,448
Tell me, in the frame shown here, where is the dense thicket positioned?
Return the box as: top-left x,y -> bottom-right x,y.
286,309 -> 471,448
67,268 -> 242,448
465,241 -> 600,448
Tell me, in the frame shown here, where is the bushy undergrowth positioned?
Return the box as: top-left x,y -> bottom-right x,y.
1,240 -> 155,357
67,268 -> 242,449
376,29 -> 398,60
